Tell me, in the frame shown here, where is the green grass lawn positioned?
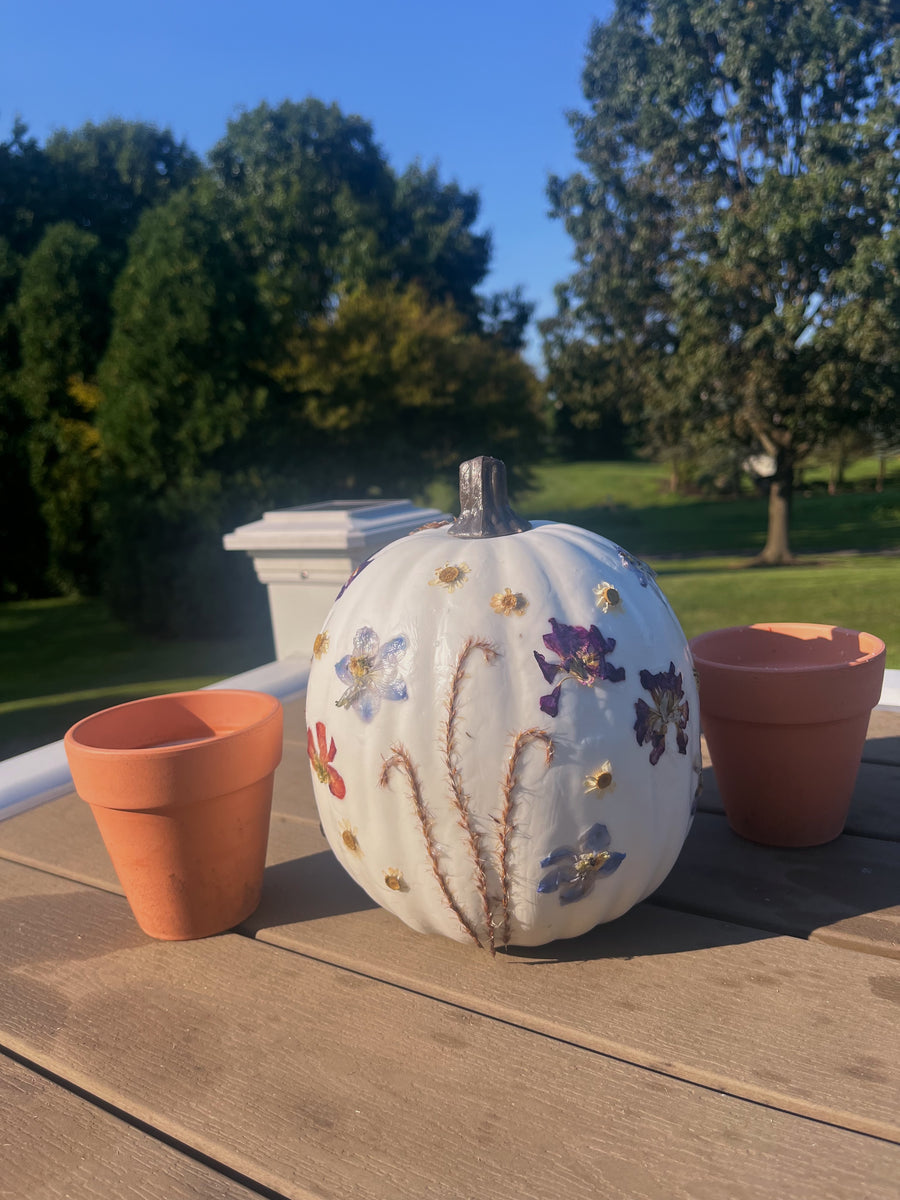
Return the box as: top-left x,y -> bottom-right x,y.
0,596 -> 274,760
3,456 -> 897,762
654,556 -> 900,667
509,457 -> 900,557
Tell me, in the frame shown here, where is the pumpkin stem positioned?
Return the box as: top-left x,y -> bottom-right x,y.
449,456 -> 532,539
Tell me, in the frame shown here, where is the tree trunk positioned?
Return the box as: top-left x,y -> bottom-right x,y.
754,450 -> 794,565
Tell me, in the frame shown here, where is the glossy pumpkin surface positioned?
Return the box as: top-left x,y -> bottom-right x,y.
306,468 -> 699,950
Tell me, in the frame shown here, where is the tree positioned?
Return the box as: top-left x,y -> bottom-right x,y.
271,283 -> 546,497
388,162 -> 492,328
0,123 -> 59,595
15,222 -> 110,592
210,102 -> 500,339
209,99 -> 397,327
97,182 -> 270,635
0,119 -> 200,598
45,119 -> 201,258
544,0 -> 900,561
0,236 -> 48,597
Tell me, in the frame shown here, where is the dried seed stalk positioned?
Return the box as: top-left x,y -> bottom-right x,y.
380,743 -> 481,948
497,729 -> 554,946
443,637 -> 500,954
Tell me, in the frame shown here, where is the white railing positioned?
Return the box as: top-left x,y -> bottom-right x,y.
0,654 -> 311,823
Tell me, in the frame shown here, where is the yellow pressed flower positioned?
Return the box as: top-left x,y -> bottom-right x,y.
593,582 -> 622,613
585,760 -> 615,795
429,562 -> 470,591
384,868 -> 407,892
313,631 -> 329,659
490,587 -> 528,617
338,820 -> 362,856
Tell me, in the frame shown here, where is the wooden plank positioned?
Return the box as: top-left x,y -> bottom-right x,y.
659,811 -> 900,956
7,738 -> 898,961
865,709 -> 900,766
1,1053 -> 261,1200
282,694 -> 308,750
4,803 -> 900,1143
1,859 -> 898,1200
0,790 -> 312,895
245,838 -> 900,1143
698,761 -> 900,841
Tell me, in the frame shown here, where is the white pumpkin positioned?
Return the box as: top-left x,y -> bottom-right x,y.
306,457 -> 699,950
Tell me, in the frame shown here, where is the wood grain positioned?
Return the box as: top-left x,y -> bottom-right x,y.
6,763 -> 898,960
865,709 -> 900,765
698,761 -> 900,841
1,858 -> 898,1200
0,1053 -> 262,1200
660,811 -> 900,956
3,805 -> 900,1142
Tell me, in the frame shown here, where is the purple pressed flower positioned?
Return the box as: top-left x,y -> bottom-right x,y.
335,626 -> 408,722
634,661 -> 690,765
537,823 -> 626,905
533,617 -> 625,717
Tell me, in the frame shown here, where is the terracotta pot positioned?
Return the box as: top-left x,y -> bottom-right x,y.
65,690 -> 283,939
689,624 -> 885,847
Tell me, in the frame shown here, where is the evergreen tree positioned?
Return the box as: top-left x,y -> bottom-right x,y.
97,183 -> 268,634
15,222 -> 111,592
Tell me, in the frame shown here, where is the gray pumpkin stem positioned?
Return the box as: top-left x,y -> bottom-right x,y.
449,456 -> 532,539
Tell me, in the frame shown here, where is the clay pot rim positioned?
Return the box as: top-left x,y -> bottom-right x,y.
64,688 -> 282,758
689,622 -> 885,675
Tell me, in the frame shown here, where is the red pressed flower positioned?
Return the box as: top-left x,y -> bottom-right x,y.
307,721 -> 346,799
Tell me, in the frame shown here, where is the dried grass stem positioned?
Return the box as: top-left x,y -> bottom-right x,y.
380,743 -> 482,948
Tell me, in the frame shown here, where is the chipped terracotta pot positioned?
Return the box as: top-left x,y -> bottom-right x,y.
64,690 -> 283,939
690,623 -> 885,847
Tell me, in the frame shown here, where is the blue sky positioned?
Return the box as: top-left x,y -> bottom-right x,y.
1,1 -> 613,364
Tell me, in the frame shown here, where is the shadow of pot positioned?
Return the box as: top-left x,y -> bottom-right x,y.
689,623 -> 885,847
65,690 -> 283,939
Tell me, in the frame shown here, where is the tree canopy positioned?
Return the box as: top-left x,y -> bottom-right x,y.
544,0 -> 900,561
0,100 -> 543,627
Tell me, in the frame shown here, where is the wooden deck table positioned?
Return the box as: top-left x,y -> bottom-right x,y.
2,694 -> 899,1199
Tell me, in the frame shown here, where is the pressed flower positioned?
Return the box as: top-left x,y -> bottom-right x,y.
537,823 -> 625,905
634,661 -> 690,765
335,626 -> 409,722
593,582 -> 621,614
533,618 -> 625,717
307,721 -> 346,799
490,587 -> 528,617
429,562 -> 470,591
338,819 -> 361,856
384,868 -> 407,892
312,631 -> 329,660
585,760 -> 615,795
617,547 -> 657,589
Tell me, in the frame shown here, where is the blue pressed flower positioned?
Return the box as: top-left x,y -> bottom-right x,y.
533,617 -> 625,717
634,661 -> 689,765
537,822 -> 625,905
335,626 -> 409,721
